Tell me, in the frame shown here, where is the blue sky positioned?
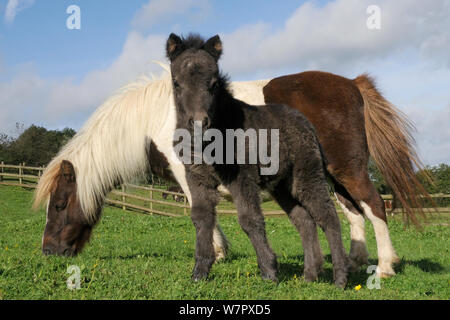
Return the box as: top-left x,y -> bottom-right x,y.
0,0 -> 449,165
1,0 -> 308,80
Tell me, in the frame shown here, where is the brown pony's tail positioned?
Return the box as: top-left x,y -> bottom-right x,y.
354,74 -> 433,227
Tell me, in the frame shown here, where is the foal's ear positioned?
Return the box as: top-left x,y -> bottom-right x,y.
60,160 -> 76,184
203,35 -> 222,61
166,33 -> 184,61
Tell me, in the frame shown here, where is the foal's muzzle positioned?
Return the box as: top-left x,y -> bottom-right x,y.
188,116 -> 211,130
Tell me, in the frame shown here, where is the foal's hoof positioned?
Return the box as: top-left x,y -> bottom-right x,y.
304,270 -> 319,283
261,271 -> 278,283
334,277 -> 347,289
334,270 -> 348,289
192,271 -> 209,282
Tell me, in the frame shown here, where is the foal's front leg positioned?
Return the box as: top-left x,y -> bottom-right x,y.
187,176 -> 221,281
226,177 -> 278,282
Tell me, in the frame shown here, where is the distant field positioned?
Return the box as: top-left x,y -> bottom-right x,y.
0,186 -> 448,300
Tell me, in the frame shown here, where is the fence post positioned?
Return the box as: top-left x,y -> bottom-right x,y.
149,188 -> 153,215
19,162 -> 23,185
38,166 -> 42,182
121,184 -> 126,211
0,161 -> 3,182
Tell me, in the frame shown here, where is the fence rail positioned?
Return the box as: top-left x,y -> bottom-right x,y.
1,162 -> 449,217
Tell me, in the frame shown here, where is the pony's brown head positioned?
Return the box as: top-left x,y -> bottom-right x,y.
42,160 -> 93,257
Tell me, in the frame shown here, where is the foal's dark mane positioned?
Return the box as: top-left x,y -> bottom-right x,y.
166,33 -> 224,62
174,33 -> 232,84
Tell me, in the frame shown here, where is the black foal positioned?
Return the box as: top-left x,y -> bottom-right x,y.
166,33 -> 349,287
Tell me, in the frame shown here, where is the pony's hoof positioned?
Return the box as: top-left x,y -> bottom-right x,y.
348,256 -> 369,273
376,262 -> 396,278
348,259 -> 362,273
392,256 -> 401,265
378,271 -> 395,279
214,249 -> 227,262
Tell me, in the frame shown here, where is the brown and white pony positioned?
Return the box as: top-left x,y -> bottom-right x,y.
260,72 -> 431,277
231,72 -> 429,277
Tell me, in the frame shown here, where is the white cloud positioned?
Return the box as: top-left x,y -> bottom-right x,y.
0,32 -> 167,133
132,0 -> 211,30
220,0 -> 450,78
4,0 -> 34,24
411,102 -> 450,165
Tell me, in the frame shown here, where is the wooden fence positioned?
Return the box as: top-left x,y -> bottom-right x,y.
1,162 -> 449,217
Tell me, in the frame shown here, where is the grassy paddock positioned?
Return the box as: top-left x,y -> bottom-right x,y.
0,186 -> 448,300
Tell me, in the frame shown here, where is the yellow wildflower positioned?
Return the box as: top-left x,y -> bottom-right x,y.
354,285 -> 362,291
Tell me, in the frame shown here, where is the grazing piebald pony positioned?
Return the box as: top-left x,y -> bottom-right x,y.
33,68 -> 229,259
166,33 -> 349,287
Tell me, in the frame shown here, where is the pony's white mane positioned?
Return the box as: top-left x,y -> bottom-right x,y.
34,63 -> 174,223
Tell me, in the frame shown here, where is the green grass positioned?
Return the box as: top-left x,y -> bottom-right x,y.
0,186 -> 448,300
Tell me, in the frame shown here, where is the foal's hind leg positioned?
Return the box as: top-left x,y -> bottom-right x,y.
293,164 -> 349,287
340,174 -> 400,277
225,176 -> 278,282
270,185 -> 324,281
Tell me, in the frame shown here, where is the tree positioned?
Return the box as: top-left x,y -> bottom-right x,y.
0,125 -> 76,166
416,164 -> 450,207
368,158 -> 450,208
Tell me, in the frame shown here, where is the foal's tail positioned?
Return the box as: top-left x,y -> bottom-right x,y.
354,74 -> 433,226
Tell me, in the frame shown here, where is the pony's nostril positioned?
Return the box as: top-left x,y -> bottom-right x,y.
43,248 -> 53,256
62,248 -> 72,257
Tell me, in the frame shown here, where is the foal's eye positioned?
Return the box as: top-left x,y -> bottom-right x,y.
173,80 -> 180,89
209,79 -> 218,91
